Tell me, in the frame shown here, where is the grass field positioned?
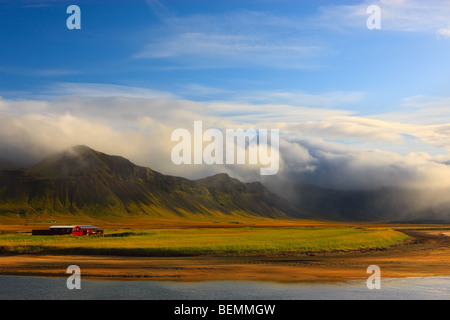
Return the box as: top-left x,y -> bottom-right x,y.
0,226 -> 408,256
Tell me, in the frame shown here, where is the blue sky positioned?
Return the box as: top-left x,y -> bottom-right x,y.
1,0 -> 450,193
1,0 -> 449,114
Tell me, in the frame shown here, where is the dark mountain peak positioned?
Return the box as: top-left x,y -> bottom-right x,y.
198,173 -> 230,182
68,145 -> 100,157
0,146 -> 305,219
197,173 -> 265,191
197,172 -> 272,197
213,173 -> 230,178
196,173 -> 244,190
31,145 -> 149,180
71,144 -> 94,152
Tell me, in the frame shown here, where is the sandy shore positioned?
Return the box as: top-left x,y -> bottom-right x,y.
0,230 -> 449,282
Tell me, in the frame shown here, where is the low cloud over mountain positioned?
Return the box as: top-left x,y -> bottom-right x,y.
2,93 -> 450,222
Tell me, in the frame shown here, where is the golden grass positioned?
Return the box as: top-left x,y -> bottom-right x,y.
0,224 -> 408,256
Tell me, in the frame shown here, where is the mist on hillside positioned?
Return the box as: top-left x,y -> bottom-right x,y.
2,96 -> 450,222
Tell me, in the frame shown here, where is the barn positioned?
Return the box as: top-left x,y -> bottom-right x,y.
49,225 -> 75,235
71,225 -> 103,236
32,225 -> 103,236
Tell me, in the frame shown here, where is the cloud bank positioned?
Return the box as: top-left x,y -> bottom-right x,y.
1,84 -> 450,221
316,0 -> 450,35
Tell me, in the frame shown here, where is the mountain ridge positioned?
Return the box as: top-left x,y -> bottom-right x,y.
0,145 -> 305,220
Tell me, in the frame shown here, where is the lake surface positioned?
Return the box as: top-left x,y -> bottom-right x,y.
0,275 -> 449,300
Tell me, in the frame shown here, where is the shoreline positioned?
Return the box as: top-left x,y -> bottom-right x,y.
0,230 -> 449,282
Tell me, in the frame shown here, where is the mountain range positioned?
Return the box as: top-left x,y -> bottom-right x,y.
293,184 -> 450,224
0,146 -> 304,219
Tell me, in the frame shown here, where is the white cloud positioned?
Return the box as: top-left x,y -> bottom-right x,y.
233,90 -> 365,109
134,10 -> 326,69
0,66 -> 80,77
438,27 -> 450,37
2,89 -> 450,196
48,83 -> 178,100
316,0 -> 450,35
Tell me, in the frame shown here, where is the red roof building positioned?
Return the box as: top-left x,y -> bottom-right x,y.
32,225 -> 103,236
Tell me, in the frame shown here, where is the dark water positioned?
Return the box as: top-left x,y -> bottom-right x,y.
0,276 -> 449,300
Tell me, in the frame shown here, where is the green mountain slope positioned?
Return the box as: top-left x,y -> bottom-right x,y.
0,146 -> 303,219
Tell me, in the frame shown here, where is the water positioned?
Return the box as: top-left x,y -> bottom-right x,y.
0,276 -> 449,300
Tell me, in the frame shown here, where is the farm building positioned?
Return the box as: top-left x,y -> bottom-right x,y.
71,225 -> 103,236
32,225 -> 103,236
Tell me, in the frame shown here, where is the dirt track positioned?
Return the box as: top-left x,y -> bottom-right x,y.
0,230 -> 449,282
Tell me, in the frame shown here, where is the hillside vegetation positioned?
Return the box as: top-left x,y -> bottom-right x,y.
0,146 -> 304,220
